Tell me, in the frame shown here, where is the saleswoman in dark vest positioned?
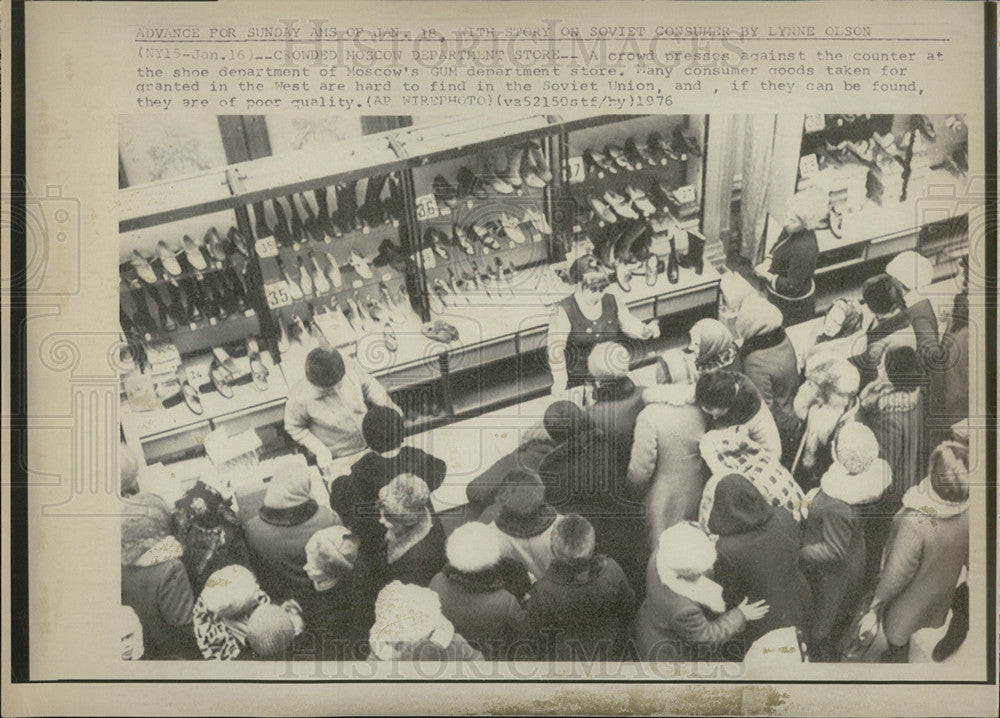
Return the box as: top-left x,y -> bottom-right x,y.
547,255 -> 660,394
754,194 -> 823,327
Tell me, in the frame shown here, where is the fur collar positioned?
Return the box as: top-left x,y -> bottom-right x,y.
494,505 -> 558,538
819,460 -> 891,505
442,563 -> 508,593
133,535 -> 184,567
902,476 -> 968,518
740,327 -> 787,357
258,499 -> 319,527
860,381 -> 921,412
386,510 -> 433,564
546,555 -> 606,585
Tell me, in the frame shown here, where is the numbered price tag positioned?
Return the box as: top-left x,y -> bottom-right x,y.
264,280 -> 293,309
674,185 -> 697,204
255,235 -> 279,258
799,154 -> 820,178
804,113 -> 826,133
414,193 -> 440,221
567,156 -> 586,183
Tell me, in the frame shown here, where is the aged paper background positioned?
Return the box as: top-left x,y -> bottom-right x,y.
2,0 -> 996,715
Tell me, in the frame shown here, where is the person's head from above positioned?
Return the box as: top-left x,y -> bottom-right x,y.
862,273 -> 905,317
733,295 -> 783,344
569,255 -> 610,308
543,400 -> 591,443
496,470 -> 547,518
363,404 -> 405,455
882,345 -> 924,391
550,513 -> 595,565
694,370 -> 741,420
120,492 -> 175,565
928,440 -> 969,503
304,525 -> 361,591
706,473 -> 773,536
820,297 -> 865,340
655,347 -> 697,386
305,347 -> 346,392
587,341 -> 632,395
199,564 -> 261,620
120,443 -> 139,499
378,473 -> 432,531
263,457 -> 313,511
656,521 -> 717,582
782,188 -> 827,234
245,603 -> 297,659
886,250 -> 934,293
794,351 -> 861,417
445,520 -> 502,575
831,422 -> 880,476
688,318 -> 735,362
369,580 -> 452,657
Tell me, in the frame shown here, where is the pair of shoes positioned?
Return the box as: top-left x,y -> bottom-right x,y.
603,190 -> 639,220
583,148 -> 617,176
350,249 -> 373,279
372,238 -> 409,272
522,141 -> 553,188
457,166 -> 489,200
421,320 -> 460,343
433,174 -> 459,210
524,206 -> 552,235
675,230 -> 705,275
177,368 -> 204,415
247,337 -> 269,391
605,144 -> 635,172
452,225 -> 475,255
647,130 -> 681,163
672,125 -> 702,158
425,227 -> 451,260
498,214 -> 527,245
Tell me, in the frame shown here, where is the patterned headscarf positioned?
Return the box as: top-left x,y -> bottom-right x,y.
688,319 -> 738,374
174,481 -> 240,583
817,298 -> 865,342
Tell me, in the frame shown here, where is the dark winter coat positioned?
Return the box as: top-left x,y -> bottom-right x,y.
383,519 -> 447,588
465,437 -> 556,511
121,556 -> 199,660
527,555 -> 635,661
329,447 -> 446,550
740,328 -> 802,461
769,228 -> 819,300
244,500 -> 341,626
707,474 -> 812,656
430,560 -> 530,660
635,554 -> 747,663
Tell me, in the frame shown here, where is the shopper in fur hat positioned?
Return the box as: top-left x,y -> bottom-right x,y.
330,404 -> 446,552
367,580 -> 483,662
121,492 -> 199,659
173,479 -> 251,596
734,295 -> 802,465
705,474 -> 812,660
192,564 -> 273,660
303,525 -> 362,659
243,602 -> 304,660
376,473 -> 446,588
627,348 -> 709,552
859,442 -> 970,663
636,522 -> 769,662
799,423 -> 890,662
430,521 -> 530,660
489,470 -> 564,580
526,515 -> 635,661
791,351 -> 861,490
244,457 -> 341,630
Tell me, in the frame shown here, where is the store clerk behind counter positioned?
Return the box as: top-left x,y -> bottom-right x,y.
547,256 -> 660,395
284,347 -> 401,476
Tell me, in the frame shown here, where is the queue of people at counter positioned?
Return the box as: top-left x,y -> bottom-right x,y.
120,243 -> 971,666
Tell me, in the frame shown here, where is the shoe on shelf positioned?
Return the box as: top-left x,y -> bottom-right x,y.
157,241 -> 183,276
673,125 -> 701,157
472,223 -> 502,251
425,227 -> 450,260
349,249 -> 373,279
499,213 -> 527,244
615,262 -> 632,292
322,252 -> 343,289
666,237 -> 680,284
452,225 -> 475,255
433,278 -> 453,307
297,256 -> 315,296
483,165 -> 514,195
456,166 -> 489,200
524,140 -> 553,185
433,174 -> 459,210
605,144 -> 634,172
502,145 -> 525,189
210,363 -> 235,399
205,228 -> 228,262
524,206 -> 552,235
227,227 -> 251,257
211,346 -> 239,376
583,148 -> 616,176
276,315 -> 291,352
912,114 -> 936,142
648,131 -> 680,162
645,255 -> 660,287
276,257 -> 304,300
588,195 -> 617,224
626,186 -> 658,217
603,190 -> 639,220
310,253 -> 331,294
129,250 -> 158,284
383,323 -> 399,353
427,288 -> 444,314
623,137 -> 645,169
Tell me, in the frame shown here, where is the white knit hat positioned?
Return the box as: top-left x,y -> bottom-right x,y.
655,522 -> 717,581
200,565 -> 261,618
886,250 -> 934,291
446,522 -> 501,573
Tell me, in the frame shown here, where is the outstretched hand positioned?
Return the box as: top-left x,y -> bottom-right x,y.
738,597 -> 770,621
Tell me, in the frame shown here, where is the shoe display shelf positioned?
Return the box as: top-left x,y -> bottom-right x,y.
791,113 -> 970,280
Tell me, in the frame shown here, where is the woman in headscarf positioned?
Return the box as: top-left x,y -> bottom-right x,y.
174,480 -> 251,596
687,318 -> 741,376
804,297 -> 868,367
734,295 -> 802,464
636,522 -> 770,662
